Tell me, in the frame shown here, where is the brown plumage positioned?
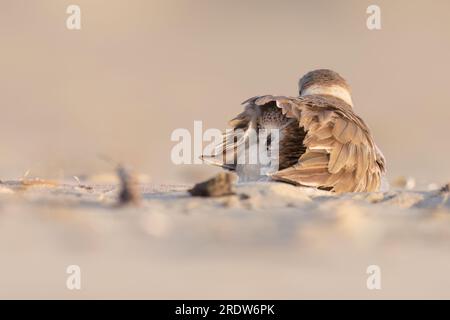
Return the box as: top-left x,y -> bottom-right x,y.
202,102 -> 307,176
202,69 -> 386,193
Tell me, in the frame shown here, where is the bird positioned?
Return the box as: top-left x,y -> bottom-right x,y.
201,69 -> 386,193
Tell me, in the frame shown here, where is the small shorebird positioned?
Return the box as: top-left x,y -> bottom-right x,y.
202,69 -> 386,193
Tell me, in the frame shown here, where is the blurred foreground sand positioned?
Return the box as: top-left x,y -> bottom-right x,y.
0,179 -> 449,299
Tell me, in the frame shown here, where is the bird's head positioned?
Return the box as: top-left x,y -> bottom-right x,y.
298,69 -> 353,107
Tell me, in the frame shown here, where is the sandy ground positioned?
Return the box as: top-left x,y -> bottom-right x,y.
0,177 -> 449,299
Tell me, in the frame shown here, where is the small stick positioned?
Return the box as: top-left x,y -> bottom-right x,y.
117,164 -> 141,206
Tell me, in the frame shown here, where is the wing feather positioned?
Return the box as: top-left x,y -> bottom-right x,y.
202,97 -> 265,170
257,95 -> 385,193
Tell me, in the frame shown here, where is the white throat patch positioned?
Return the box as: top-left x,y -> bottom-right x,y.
301,85 -> 353,107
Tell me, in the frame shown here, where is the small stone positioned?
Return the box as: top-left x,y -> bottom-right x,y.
365,192 -> 385,203
188,172 -> 237,197
440,183 -> 450,194
392,176 -> 416,190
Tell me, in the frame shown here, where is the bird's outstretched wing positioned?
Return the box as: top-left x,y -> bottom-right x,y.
201,96 -> 266,171
249,95 -> 386,193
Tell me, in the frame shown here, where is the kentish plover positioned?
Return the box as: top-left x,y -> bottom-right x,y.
202,69 -> 386,193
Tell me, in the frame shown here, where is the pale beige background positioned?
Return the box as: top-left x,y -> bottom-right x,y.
1,0 -> 449,185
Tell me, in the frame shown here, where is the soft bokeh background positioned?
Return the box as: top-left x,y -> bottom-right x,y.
1,0 -> 449,184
